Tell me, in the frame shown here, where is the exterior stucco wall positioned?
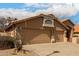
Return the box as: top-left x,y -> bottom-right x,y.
14,17 -> 66,44
54,20 -> 66,42
0,31 -> 15,37
72,33 -> 79,44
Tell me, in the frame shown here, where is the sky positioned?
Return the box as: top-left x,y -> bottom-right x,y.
0,3 -> 79,24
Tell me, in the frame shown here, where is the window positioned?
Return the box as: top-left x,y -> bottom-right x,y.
45,20 -> 52,24
43,16 -> 54,27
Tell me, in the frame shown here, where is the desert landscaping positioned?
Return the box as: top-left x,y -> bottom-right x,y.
0,3 -> 79,56
1,42 -> 79,56
0,14 -> 76,56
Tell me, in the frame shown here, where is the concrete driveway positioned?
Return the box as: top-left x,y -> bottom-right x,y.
23,42 -> 79,56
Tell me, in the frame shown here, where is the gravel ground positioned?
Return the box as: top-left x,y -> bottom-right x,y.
0,49 -> 14,56
0,42 -> 79,56
23,42 -> 79,56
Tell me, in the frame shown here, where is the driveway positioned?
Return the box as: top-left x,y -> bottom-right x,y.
23,42 -> 79,56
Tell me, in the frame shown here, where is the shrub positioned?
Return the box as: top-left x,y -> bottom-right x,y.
0,36 -> 15,49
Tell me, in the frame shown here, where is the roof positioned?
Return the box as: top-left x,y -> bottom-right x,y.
61,19 -> 75,26
74,25 -> 79,32
5,14 -> 69,31
48,14 -> 69,30
11,14 -> 55,24
11,14 -> 69,29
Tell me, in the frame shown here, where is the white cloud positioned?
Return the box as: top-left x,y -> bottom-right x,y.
0,8 -> 36,20
24,3 -> 79,17
24,3 -> 53,8
48,4 -> 78,17
0,3 -> 79,20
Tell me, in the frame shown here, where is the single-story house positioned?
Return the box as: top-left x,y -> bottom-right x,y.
0,14 -> 75,45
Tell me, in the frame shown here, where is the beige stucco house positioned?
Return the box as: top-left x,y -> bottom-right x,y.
0,14 -> 75,45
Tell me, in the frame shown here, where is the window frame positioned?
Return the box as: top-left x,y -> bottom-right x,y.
43,16 -> 54,27
45,20 -> 52,24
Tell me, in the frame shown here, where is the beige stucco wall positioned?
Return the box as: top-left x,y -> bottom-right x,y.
0,31 -> 15,37
72,37 -> 77,43
54,20 -> 66,42
63,31 -> 67,42
72,34 -> 79,44
72,37 -> 79,44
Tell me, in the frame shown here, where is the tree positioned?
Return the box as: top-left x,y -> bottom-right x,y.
14,27 -> 23,53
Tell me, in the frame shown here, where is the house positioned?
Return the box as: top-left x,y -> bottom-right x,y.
3,14 -> 71,45
61,19 -> 75,42
72,25 -> 79,43
0,14 -> 75,45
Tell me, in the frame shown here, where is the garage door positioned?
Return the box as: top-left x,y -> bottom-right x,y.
21,29 -> 51,44
56,31 -> 64,42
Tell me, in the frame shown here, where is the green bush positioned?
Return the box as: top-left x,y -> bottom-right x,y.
0,36 -> 15,49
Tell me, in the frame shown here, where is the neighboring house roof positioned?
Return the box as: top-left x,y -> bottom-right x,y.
74,25 -> 79,33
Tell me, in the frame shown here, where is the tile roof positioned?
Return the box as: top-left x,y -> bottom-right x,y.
11,14 -> 69,30
61,19 -> 75,26
74,25 -> 79,32
1,14 -> 69,32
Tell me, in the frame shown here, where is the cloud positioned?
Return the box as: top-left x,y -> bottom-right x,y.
24,3 -> 79,17
0,3 -> 79,20
24,3 -> 53,9
0,8 -> 36,20
47,3 -> 78,17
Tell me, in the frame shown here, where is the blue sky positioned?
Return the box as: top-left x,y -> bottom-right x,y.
0,3 -> 79,24
0,3 -> 24,9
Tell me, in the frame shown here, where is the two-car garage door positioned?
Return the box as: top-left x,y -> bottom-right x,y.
21,29 -> 51,44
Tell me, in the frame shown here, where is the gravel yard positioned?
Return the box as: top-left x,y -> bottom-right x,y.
23,42 -> 79,56
0,42 -> 79,56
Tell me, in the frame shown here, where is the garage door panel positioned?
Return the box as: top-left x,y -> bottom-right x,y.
21,29 -> 51,44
